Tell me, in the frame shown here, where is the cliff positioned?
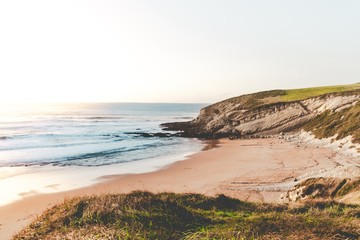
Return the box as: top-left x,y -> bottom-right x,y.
162,84 -> 360,140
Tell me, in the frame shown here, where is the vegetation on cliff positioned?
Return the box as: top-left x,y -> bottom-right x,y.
281,82 -> 360,102
215,82 -> 360,109
304,101 -> 360,143
14,192 -> 360,240
288,177 -> 360,204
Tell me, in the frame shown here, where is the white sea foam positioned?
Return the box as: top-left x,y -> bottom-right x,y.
0,145 -> 203,206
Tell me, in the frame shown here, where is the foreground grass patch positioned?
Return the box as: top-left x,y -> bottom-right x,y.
14,192 -> 360,240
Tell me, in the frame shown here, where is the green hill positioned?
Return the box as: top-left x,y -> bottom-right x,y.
220,82 -> 360,109
163,82 -> 360,139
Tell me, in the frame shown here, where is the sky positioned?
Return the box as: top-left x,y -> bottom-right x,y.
0,0 -> 359,104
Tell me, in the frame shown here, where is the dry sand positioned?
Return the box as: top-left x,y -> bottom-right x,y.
0,138 -> 358,239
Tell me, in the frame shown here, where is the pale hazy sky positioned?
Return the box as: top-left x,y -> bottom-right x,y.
1,1 -> 359,103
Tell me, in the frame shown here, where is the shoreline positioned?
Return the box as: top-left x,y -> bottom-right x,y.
1,137 -> 359,239
0,138 -> 203,207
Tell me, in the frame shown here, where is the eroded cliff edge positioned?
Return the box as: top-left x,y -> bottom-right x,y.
162,89 -> 360,140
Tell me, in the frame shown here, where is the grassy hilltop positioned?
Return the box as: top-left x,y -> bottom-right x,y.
219,82 -> 360,108
281,82 -> 360,101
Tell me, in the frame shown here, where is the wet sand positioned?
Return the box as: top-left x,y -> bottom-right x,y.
0,138 -> 356,239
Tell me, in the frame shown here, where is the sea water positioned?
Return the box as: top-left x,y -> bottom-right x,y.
0,103 -> 206,205
0,103 -> 205,167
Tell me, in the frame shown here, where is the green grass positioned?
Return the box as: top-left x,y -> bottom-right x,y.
14,192 -> 360,240
215,90 -> 286,109
212,82 -> 360,110
281,82 -> 360,102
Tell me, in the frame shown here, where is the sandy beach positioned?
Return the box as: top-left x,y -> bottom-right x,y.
1,137 -> 359,239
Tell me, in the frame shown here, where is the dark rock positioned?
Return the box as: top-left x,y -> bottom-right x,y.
125,132 -> 176,138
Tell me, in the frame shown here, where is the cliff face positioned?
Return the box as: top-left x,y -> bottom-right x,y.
162,89 -> 360,139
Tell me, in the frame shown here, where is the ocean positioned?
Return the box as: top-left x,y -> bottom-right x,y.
0,103 -> 206,205
0,103 -> 205,167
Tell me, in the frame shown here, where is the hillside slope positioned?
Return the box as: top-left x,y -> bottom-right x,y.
13,192 -> 360,240
303,101 -> 360,143
162,83 -> 360,141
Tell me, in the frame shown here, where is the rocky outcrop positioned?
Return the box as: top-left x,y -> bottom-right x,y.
162,90 -> 360,139
286,177 -> 360,204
